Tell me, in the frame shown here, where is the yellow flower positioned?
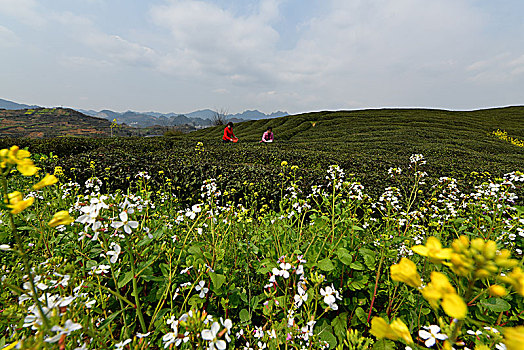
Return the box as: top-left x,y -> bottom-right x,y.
489,285 -> 507,297
390,319 -> 413,344
281,161 -> 288,167
53,166 -> 64,176
390,258 -> 422,288
370,317 -> 399,340
48,210 -> 74,227
33,174 -> 58,190
499,267 -> 524,296
503,326 -> 524,350
370,317 -> 413,344
421,272 -> 467,319
475,345 -> 490,350
6,191 -> 34,214
441,293 -> 467,320
412,237 -> 452,263
0,146 -> 37,176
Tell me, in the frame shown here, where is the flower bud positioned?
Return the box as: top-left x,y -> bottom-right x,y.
475,269 -> 491,279
483,241 -> 497,260
489,285 -> 507,297
495,250 -> 518,269
452,236 -> 469,253
471,238 -> 485,253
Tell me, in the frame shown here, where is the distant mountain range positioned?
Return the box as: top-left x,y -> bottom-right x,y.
0,98 -> 287,128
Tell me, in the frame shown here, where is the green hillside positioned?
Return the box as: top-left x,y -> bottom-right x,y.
190,106 -> 524,173
193,106 -> 524,142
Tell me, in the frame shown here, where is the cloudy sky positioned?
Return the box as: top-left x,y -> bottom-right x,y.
1,0 -> 523,114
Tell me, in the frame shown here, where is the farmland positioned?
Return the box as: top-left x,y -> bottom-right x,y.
0,107 -> 523,349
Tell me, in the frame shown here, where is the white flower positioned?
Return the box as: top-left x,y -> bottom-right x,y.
495,343 -> 507,350
162,332 -> 178,349
195,280 -> 209,298
91,264 -> 110,275
111,211 -> 139,234
45,319 -> 83,343
320,284 -> 341,310
202,321 -> 226,350
254,326 -> 264,339
466,329 -> 482,336
220,317 -> 233,342
136,332 -> 150,338
0,244 -> 11,251
419,325 -> 448,347
106,242 -> 121,264
294,292 -> 308,308
115,339 -> 131,349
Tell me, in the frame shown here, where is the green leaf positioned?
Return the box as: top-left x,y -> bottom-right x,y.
318,257 -> 335,272
118,271 -> 134,289
355,307 -> 367,324
187,245 -> 203,258
480,298 -> 511,312
373,339 -> 395,350
239,309 -> 251,323
359,248 -> 376,269
350,262 -> 365,270
319,329 -> 337,349
316,320 -> 337,349
209,272 -> 226,290
331,313 -> 348,341
160,263 -> 170,278
336,248 -> 353,265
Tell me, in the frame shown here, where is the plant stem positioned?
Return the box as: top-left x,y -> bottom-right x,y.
124,234 -> 147,333
1,175 -> 52,331
367,252 -> 385,324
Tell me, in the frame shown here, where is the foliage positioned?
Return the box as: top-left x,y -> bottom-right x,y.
0,143 -> 523,349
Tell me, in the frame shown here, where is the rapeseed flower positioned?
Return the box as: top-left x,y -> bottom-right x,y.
48,210 -> 74,227
33,174 -> 58,190
370,317 -> 413,344
421,272 -> 467,319
412,237 -> 452,264
390,258 -> 422,288
499,267 -> 524,296
0,146 -> 37,176
489,285 -> 507,297
6,191 -> 34,214
503,326 -> 524,350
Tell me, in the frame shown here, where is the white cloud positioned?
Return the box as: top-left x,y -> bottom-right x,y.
467,52 -> 524,83
0,0 -> 46,26
0,25 -> 18,47
149,0 -> 282,79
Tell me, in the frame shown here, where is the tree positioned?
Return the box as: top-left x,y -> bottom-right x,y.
212,108 -> 228,126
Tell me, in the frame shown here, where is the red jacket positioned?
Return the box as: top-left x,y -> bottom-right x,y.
223,126 -> 236,141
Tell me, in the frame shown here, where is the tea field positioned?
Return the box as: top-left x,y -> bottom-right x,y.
0,107 -> 523,349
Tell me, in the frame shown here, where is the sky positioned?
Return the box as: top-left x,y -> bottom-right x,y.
1,0 -> 524,115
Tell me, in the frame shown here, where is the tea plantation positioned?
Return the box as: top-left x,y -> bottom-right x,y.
1,107 -> 523,206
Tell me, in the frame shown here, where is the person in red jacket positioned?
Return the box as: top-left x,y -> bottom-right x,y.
222,122 -> 238,143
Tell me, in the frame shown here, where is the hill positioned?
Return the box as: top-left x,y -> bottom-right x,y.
0,98 -> 39,110
189,106 -> 524,179
0,107 -> 192,138
191,106 -> 524,142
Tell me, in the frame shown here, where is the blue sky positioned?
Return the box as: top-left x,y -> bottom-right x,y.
1,0 -> 523,114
